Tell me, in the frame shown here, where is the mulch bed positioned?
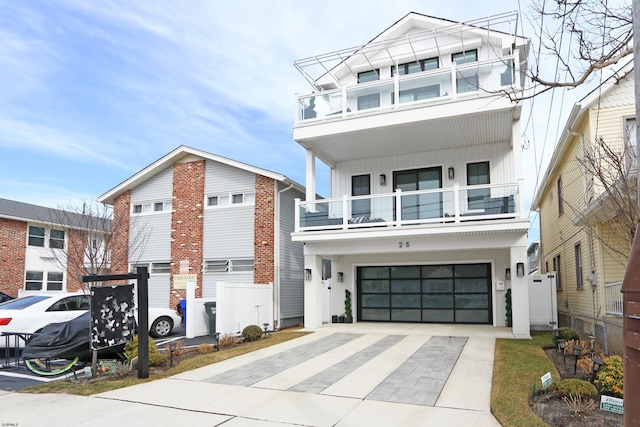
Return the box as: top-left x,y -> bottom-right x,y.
530,348 -> 623,426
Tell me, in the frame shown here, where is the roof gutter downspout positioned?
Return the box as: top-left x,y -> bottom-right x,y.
572,130 -> 597,334
274,182 -> 295,331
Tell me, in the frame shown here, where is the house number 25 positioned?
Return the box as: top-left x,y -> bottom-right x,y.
399,241 -> 410,248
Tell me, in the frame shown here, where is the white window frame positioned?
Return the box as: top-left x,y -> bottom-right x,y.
27,225 -> 45,247
47,271 -> 64,291
25,271 -> 44,291
204,259 -> 254,273
206,192 -> 255,208
151,262 -> 171,274
132,201 -> 172,215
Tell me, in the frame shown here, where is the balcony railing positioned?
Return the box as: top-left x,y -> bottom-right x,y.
296,56 -> 517,123
605,281 -> 623,316
295,182 -> 522,232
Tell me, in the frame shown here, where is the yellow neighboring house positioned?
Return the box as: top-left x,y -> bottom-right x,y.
532,60 -> 635,355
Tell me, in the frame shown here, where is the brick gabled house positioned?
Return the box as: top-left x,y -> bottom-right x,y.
0,198 -> 99,297
98,146 -> 307,329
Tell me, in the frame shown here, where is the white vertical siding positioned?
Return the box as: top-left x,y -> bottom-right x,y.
331,142 -> 514,198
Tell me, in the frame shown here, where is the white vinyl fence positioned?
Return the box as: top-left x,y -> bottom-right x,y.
216,281 -> 274,336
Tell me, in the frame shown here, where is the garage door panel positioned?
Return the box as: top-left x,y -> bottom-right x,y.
358,263 -> 492,324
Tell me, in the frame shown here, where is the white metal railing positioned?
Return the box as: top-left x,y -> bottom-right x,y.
296,55 -> 517,123
605,281 -> 623,316
295,182 -> 521,232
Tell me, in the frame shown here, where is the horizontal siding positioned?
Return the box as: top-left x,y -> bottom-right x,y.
148,275 -> 170,308
331,142 -> 514,198
129,213 -> 171,261
204,159 -> 255,194
278,184 -> 305,319
203,205 -> 254,259
131,167 -> 173,203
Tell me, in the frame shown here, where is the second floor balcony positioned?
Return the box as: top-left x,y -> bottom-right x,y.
294,181 -> 524,236
295,55 -> 519,126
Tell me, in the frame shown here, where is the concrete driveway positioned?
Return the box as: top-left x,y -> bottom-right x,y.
0,323 -> 515,426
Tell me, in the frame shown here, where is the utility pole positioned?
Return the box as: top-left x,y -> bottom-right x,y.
622,2 -> 640,425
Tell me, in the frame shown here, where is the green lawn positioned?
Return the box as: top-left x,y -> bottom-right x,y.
491,331 -> 559,427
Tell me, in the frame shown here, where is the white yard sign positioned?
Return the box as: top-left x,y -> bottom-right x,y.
600,395 -> 623,414
541,372 -> 553,389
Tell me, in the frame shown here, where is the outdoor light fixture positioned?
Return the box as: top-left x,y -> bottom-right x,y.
558,339 -> 566,362
169,342 -> 176,368
263,323 -> 270,338
592,358 -> 604,382
214,332 -> 220,351
448,167 -> 455,179
516,262 -> 525,277
379,174 -> 386,186
337,272 -> 344,282
505,268 -> 511,281
304,268 -> 312,281
573,345 -> 583,374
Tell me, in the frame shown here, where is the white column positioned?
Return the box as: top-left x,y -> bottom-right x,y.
306,149 -> 316,202
186,279 -> 196,339
304,254 -> 323,329
510,243 -> 531,338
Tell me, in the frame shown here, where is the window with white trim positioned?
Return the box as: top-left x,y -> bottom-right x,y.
151,262 -> 171,274
47,272 -> 64,291
207,192 -> 255,207
28,226 -> 45,247
49,229 -> 65,249
132,201 -> 171,215
25,271 -> 44,290
204,259 -> 254,273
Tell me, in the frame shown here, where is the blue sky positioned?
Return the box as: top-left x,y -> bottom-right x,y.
0,1 -> 601,244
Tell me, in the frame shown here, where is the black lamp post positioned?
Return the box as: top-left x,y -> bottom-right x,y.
573,345 -> 583,374
591,358 -> 604,383
214,332 -> 220,351
169,342 -> 176,368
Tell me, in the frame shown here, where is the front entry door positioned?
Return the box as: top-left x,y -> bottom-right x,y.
394,167 -> 442,220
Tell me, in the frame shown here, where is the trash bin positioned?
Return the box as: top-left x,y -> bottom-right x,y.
204,301 -> 216,337
179,299 -> 186,328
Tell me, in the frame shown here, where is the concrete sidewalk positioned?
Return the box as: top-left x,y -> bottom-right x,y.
0,324 -> 514,426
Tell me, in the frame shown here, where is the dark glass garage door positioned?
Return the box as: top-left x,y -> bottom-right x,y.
358,264 -> 492,324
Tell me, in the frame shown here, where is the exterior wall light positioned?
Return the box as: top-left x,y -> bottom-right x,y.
516,262 -> 525,277
448,167 -> 455,179
505,268 -> 511,281
337,272 -> 344,282
379,174 -> 386,186
304,268 -> 312,281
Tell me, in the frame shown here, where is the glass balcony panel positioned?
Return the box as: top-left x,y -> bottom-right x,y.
299,200 -> 343,228
346,81 -> 394,112
458,184 -> 518,218
298,91 -> 344,121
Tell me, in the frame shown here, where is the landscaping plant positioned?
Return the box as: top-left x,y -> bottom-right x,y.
242,324 -> 263,342
124,335 -> 168,367
594,355 -> 624,397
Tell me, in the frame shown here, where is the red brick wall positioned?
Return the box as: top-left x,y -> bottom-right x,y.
0,218 -> 26,297
254,175 -> 275,284
170,160 -> 205,309
111,192 -> 131,274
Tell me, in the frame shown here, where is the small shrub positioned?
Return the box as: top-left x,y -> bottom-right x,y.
554,379 -> 597,397
242,325 -> 263,342
563,339 -> 588,356
553,327 -> 580,346
594,355 -> 624,397
218,333 -> 239,348
562,394 -> 597,417
111,360 -> 131,379
196,343 -> 213,354
124,335 -> 168,367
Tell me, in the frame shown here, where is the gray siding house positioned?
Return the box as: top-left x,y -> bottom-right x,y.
98,146 -> 306,329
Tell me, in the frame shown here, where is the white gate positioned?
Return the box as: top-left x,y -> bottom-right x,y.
528,273 -> 558,330
322,279 -> 332,323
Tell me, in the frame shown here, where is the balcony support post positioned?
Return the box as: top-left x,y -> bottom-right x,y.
342,195 -> 349,229
294,198 -> 301,232
453,184 -> 460,223
305,149 -> 316,202
395,189 -> 402,226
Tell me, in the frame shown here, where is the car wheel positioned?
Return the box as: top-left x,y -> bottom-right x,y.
150,316 -> 173,338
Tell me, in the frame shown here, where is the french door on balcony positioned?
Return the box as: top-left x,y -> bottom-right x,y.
393,167 -> 442,220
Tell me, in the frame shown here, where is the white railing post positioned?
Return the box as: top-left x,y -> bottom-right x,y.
512,51 -> 520,90
342,194 -> 349,229
395,189 -> 402,226
517,178 -> 525,218
453,184 -> 460,223
294,198 -> 301,232
342,86 -> 348,117
451,63 -> 457,98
